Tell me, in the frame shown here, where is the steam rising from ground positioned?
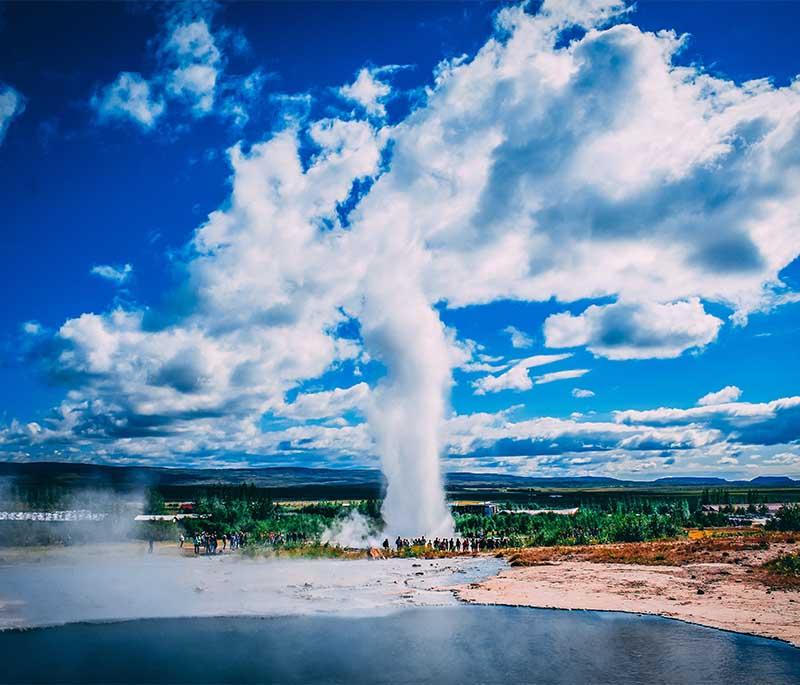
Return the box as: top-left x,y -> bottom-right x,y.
0,483 -> 146,546
0,546 -> 504,629
321,510 -> 380,548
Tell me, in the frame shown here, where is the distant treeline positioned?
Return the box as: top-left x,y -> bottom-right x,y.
154,490 -> 800,548
4,479 -> 800,548
7,479 -> 800,514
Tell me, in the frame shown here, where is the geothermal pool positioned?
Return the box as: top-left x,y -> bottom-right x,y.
1,551 -> 799,683
1,607 -> 799,684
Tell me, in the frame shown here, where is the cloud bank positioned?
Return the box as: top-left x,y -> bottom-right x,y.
4,0 -> 800,487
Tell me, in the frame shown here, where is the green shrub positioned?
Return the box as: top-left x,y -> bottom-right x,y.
765,553 -> 800,576
767,505 -> 800,532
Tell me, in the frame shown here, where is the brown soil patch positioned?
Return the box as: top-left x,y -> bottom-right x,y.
506,531 -> 797,568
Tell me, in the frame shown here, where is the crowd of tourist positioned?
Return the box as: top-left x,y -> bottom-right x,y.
185,530 -> 314,554
189,531 -> 248,555
385,535 -> 512,553
180,530 -> 509,557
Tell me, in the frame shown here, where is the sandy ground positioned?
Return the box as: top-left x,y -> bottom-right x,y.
0,542 -> 503,629
456,537 -> 800,646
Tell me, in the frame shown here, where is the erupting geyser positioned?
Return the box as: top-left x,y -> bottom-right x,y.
360,236 -> 454,539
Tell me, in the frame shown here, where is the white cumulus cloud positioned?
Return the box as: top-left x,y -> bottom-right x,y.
339,68 -> 391,117
472,354 -> 572,394
91,72 -> 165,129
22,321 -> 42,336
90,263 -> 133,284
0,82 -> 26,143
277,383 -> 370,421
698,385 -> 742,406
91,10 -> 257,129
503,325 -> 534,349
544,299 -> 723,359
163,19 -> 221,115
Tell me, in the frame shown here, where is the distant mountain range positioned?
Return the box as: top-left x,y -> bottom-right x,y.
0,461 -> 797,492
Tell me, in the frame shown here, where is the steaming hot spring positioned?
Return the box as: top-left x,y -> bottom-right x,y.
0,546 -> 798,684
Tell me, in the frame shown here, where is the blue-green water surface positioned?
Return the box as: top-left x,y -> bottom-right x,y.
1,605 -> 798,684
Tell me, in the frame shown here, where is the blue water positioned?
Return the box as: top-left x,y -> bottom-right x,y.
0,606 -> 798,684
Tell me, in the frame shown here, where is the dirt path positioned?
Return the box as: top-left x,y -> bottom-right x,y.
455,535 -> 800,646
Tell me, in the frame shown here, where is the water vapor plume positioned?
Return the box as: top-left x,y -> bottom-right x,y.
321,510 -> 380,548
359,239 -> 454,539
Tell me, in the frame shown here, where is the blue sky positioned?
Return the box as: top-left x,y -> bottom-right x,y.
1,0 -> 799,479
